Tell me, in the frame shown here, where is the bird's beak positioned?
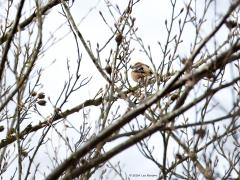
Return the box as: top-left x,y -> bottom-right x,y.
130,65 -> 138,72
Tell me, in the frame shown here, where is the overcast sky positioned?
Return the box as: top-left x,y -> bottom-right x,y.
0,0 -> 235,179
37,1 -> 233,179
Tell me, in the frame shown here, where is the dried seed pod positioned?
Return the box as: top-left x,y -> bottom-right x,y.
176,153 -> 183,160
37,100 -> 47,106
37,92 -> 45,99
225,20 -> 238,29
115,33 -> 123,45
193,128 -> 206,139
104,65 -> 112,75
31,91 -> 37,96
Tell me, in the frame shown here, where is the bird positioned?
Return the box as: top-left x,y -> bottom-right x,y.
130,62 -> 153,83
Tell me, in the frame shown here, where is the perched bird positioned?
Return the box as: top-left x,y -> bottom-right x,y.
130,62 -> 153,83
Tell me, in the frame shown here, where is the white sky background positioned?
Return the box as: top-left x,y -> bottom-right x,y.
39,0 -> 233,110
39,0 -> 234,179
0,0 -> 238,179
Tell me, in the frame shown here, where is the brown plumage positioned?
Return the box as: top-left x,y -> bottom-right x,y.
130,62 -> 153,82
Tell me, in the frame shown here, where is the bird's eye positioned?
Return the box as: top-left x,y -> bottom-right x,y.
137,67 -> 144,73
